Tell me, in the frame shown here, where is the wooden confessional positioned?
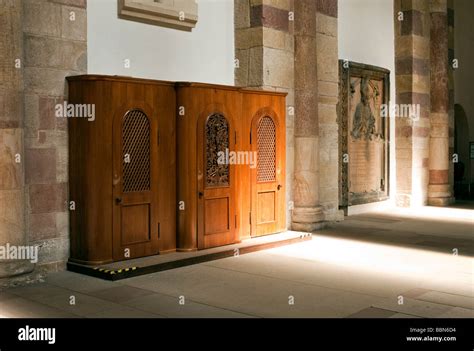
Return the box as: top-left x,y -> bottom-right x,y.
67,76 -> 286,264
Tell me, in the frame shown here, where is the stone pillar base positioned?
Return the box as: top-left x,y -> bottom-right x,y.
323,209 -> 345,222
0,260 -> 39,289
427,184 -> 455,206
0,260 -> 35,279
395,194 -> 412,207
292,206 -> 325,232
427,196 -> 455,206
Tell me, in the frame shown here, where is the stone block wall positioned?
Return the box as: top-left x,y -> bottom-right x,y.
0,0 -> 87,286
23,0 -> 86,271
0,0 -> 28,283
0,0 -> 24,244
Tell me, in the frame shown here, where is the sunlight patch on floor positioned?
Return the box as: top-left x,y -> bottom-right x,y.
268,236 -> 472,279
373,205 -> 474,223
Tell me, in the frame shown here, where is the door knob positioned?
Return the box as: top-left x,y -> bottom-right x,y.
277,184 -> 282,191
115,197 -> 122,204
198,192 -> 204,198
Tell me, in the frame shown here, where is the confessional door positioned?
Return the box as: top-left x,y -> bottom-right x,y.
250,112 -> 284,236
112,103 -> 160,260
197,113 -> 236,249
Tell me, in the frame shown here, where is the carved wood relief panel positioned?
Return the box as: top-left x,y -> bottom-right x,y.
338,61 -> 390,209
205,113 -> 229,188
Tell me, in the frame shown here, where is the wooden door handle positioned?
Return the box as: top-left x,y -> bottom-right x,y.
115,197 -> 122,204
277,185 -> 282,190
198,192 -> 204,198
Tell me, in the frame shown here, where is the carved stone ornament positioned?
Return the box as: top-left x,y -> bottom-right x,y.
351,77 -> 376,141
338,61 -> 390,209
118,0 -> 198,31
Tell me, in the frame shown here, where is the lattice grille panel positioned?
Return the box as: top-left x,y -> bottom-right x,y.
206,113 -> 229,187
122,109 -> 151,193
257,116 -> 276,182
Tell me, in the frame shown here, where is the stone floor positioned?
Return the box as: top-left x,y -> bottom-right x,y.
1,204 -> 472,318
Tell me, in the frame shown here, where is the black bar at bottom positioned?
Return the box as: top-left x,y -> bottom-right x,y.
0,318 -> 472,350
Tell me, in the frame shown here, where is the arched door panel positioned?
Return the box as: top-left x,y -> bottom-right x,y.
250,111 -> 284,236
197,113 -> 237,249
113,104 -> 160,260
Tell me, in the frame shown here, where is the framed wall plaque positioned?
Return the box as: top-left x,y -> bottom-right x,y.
338,61 -> 390,210
118,0 -> 198,31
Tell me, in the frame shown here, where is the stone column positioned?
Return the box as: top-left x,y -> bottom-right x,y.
0,0 -> 32,283
316,0 -> 343,222
428,0 -> 454,206
394,0 -> 432,207
22,0 -> 87,272
291,0 -> 324,231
